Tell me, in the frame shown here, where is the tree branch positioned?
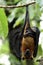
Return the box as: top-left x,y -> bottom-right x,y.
0,1 -> 35,8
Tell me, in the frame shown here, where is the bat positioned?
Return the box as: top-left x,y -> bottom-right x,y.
8,5 -> 40,60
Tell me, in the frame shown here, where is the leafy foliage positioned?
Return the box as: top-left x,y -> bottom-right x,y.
0,8 -> 8,38
0,0 -> 43,65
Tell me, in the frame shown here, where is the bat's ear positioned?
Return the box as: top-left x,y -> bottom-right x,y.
32,27 -> 40,57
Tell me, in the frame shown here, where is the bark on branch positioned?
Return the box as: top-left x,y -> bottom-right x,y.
0,1 -> 35,8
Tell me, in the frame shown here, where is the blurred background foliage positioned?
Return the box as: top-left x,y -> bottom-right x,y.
0,0 -> 43,65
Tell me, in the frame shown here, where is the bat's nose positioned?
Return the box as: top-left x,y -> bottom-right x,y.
21,57 -> 25,60
25,49 -> 31,58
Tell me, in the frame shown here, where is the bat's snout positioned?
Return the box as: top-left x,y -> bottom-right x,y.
25,49 -> 31,58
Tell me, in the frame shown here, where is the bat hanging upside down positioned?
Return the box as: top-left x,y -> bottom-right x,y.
8,5 -> 40,60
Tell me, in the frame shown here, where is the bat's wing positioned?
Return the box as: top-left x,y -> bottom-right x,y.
8,26 -> 23,60
32,27 -> 40,57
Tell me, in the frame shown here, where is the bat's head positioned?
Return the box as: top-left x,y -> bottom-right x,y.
22,49 -> 31,60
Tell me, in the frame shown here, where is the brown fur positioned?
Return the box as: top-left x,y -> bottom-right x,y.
21,36 -> 35,59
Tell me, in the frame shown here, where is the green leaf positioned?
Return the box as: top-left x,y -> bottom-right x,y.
33,4 -> 41,22
8,8 -> 18,22
0,8 -> 8,38
29,5 -> 35,20
37,44 -> 42,56
0,40 -> 9,54
13,13 -> 25,28
9,54 -> 21,65
8,4 -> 24,23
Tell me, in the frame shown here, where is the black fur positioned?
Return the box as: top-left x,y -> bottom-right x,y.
8,22 -> 23,60
32,27 -> 40,57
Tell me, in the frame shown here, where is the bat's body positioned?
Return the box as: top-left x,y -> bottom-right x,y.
8,5 -> 40,60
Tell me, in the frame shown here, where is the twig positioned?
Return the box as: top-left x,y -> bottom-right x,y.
0,1 -> 35,8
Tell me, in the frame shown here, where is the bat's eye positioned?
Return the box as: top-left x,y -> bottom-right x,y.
25,49 -> 30,58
